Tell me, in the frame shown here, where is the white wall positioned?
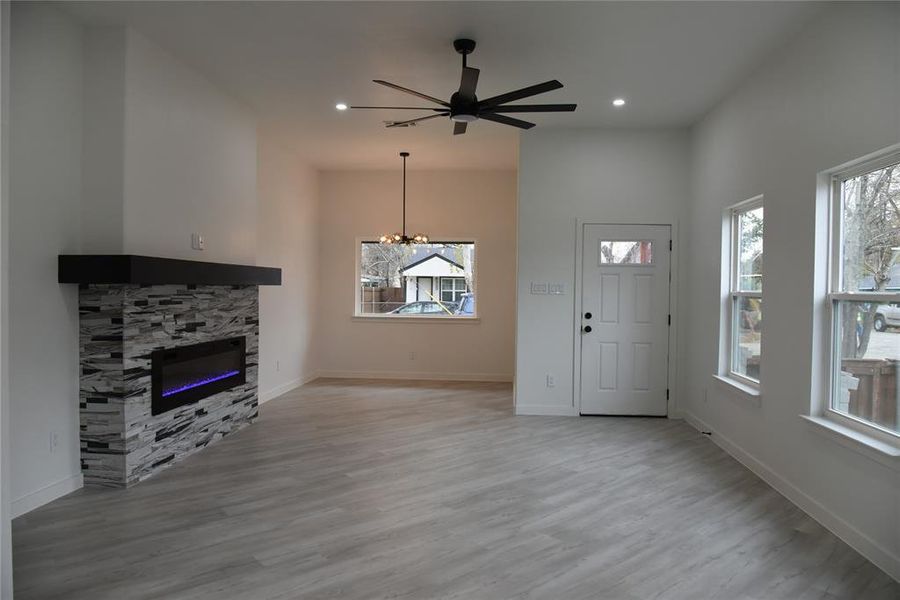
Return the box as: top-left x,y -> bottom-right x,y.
122,30 -> 257,264
317,170 -> 516,381
9,1 -> 84,516
515,129 -> 690,415
81,26 -> 258,262
684,3 -> 900,578
81,27 -> 125,254
257,134 -> 319,401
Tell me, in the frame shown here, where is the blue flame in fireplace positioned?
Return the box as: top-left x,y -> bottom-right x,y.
161,370 -> 241,398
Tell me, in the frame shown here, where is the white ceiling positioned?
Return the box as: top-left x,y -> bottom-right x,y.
61,1 -> 822,170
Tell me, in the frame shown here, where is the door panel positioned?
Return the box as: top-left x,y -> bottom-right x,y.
632,343 -> 651,391
598,343 -> 618,390
599,274 -> 620,322
580,225 -> 671,415
633,274 -> 653,323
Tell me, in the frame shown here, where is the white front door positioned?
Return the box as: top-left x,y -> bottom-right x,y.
580,224 -> 671,416
416,277 -> 433,301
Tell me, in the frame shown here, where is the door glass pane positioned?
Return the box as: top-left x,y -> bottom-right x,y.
839,162 -> 900,292
599,241 -> 653,265
736,206 -> 763,291
832,300 -> 900,433
732,296 -> 762,380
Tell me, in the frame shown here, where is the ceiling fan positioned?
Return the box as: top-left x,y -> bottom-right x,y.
349,39 -> 576,135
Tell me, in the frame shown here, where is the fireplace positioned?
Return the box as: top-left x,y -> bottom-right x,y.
151,337 -> 247,416
62,256 -> 280,487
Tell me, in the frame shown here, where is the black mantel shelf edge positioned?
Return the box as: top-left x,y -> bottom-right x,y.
58,255 -> 282,286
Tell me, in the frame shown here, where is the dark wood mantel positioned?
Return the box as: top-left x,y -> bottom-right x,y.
58,255 -> 282,286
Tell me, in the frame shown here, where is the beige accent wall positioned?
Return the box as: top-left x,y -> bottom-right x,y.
317,170 -> 516,381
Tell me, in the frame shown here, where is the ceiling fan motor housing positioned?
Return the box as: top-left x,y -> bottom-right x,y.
449,91 -> 479,122
453,38 -> 476,56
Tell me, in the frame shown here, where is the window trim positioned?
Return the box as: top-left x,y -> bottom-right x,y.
721,195 -> 764,390
353,237 -> 478,320
824,153 -> 900,443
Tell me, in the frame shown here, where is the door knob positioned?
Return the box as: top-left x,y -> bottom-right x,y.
583,325 -> 592,333
584,312 -> 592,319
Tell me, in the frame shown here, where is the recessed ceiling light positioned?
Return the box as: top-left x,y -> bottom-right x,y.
612,98 -> 626,107
335,103 -> 348,111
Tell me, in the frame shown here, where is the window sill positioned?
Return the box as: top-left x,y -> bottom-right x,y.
800,415 -> 900,471
352,315 -> 480,324
712,374 -> 762,407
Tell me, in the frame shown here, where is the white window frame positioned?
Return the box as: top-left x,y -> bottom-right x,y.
824,151 -> 900,443
720,195 -> 764,391
353,237 -> 478,321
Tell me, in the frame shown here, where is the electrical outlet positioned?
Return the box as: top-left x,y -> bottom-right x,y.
49,431 -> 60,454
546,374 -> 556,388
191,233 -> 205,251
409,351 -> 416,361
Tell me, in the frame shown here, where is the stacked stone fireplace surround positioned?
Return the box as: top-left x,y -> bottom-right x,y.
79,283 -> 260,487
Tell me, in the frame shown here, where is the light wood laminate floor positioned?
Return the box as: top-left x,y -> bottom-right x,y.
13,379 -> 900,599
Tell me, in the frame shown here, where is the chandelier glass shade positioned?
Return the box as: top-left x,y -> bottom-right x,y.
380,152 -> 429,245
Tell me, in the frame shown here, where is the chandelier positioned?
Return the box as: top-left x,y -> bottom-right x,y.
380,152 -> 429,245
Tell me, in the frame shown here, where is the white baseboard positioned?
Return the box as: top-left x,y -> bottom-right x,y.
515,404 -> 578,416
314,369 -> 513,383
258,371 -> 318,405
12,473 -> 83,519
683,411 -> 900,583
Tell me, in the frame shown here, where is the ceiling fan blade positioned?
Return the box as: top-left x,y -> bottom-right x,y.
351,106 -> 446,111
479,80 -> 564,108
479,113 -> 536,130
485,103 -> 577,113
454,121 -> 468,135
373,80 -> 450,107
385,112 -> 448,128
459,67 -> 480,98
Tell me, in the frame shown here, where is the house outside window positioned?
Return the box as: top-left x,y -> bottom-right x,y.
828,154 -> 900,436
723,197 -> 764,387
357,241 -> 475,318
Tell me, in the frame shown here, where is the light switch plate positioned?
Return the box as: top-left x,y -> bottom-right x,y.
191,233 -> 205,251
531,282 -> 548,295
549,283 -> 566,295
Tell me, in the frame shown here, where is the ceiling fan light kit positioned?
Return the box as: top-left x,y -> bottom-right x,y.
350,39 -> 577,135
380,152 -> 429,245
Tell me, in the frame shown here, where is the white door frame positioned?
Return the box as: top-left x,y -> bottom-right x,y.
573,219 -> 680,418
0,1 -> 12,595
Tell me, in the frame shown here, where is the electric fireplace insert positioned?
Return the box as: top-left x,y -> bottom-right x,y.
151,337 -> 246,416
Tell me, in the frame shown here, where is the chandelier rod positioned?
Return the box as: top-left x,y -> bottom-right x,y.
401,151 -> 409,238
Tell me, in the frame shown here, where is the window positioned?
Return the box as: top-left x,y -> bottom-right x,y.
599,240 -> 654,265
440,277 -> 468,303
357,241 -> 475,318
828,155 -> 900,436
725,198 -> 763,385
